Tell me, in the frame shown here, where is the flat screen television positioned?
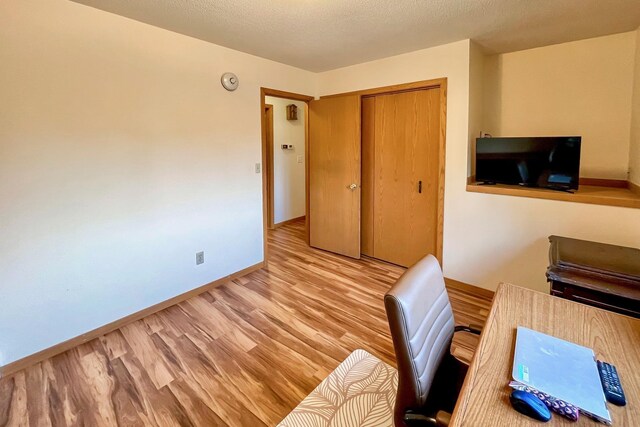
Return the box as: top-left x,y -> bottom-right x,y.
476,136 -> 581,191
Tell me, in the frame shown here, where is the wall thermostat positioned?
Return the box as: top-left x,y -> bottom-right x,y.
221,72 -> 239,91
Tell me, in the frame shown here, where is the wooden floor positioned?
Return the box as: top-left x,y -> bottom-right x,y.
0,219 -> 492,426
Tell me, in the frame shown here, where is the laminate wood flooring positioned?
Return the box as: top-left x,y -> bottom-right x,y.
0,219 -> 492,426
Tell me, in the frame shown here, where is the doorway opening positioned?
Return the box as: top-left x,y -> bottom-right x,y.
260,88 -> 314,264
261,79 -> 446,269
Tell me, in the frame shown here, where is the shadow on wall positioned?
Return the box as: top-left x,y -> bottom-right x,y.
481,54 -> 504,137
469,53 -> 503,178
476,236 -> 551,293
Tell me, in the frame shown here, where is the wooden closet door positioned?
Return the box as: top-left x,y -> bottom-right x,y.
361,96 -> 376,257
309,96 -> 361,258
373,88 -> 441,267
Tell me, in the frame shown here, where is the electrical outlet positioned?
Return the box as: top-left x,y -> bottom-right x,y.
255,163 -> 261,174
196,251 -> 204,265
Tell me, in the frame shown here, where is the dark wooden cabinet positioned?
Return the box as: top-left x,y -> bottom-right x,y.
546,235 -> 640,318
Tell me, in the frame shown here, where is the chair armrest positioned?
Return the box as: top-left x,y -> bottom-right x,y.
454,324 -> 482,335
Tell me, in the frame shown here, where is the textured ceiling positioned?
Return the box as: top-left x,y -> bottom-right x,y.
72,0 -> 640,72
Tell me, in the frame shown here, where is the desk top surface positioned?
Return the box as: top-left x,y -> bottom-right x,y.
450,283 -> 640,426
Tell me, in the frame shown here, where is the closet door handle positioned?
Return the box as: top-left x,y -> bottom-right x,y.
418,181 -> 422,194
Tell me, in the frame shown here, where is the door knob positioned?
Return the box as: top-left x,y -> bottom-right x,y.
347,183 -> 359,190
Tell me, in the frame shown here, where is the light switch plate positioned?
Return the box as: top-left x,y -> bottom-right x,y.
255,163 -> 261,173
297,155 -> 303,163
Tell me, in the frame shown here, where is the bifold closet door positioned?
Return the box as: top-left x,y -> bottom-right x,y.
361,96 -> 376,257
372,88 -> 441,267
309,96 -> 361,258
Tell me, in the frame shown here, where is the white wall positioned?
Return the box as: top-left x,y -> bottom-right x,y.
630,27 -> 640,186
468,41 -> 485,176
265,97 -> 306,224
483,32 -> 637,180
0,0 -> 316,367
319,39 -> 640,294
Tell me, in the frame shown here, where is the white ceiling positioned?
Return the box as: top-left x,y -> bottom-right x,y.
73,0 -> 640,72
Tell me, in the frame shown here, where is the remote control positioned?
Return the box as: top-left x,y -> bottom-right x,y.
597,360 -> 626,406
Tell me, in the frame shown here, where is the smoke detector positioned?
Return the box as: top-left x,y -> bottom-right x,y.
221,72 -> 239,91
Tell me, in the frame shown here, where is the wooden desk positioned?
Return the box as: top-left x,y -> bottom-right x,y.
451,283 -> 640,426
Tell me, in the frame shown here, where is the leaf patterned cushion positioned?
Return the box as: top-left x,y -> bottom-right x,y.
278,349 -> 398,427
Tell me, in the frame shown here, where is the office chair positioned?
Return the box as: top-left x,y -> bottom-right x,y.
384,254 -> 482,427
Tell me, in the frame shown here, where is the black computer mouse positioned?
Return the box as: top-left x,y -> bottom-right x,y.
510,390 -> 552,422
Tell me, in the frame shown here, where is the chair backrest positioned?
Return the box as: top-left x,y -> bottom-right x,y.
384,254 -> 455,424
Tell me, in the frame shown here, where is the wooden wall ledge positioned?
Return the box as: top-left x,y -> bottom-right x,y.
466,179 -> 640,209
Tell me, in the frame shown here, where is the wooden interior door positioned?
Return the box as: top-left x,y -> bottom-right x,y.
372,88 -> 441,267
309,96 -> 361,258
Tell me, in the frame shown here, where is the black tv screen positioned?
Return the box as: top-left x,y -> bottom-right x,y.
476,137 -> 581,190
